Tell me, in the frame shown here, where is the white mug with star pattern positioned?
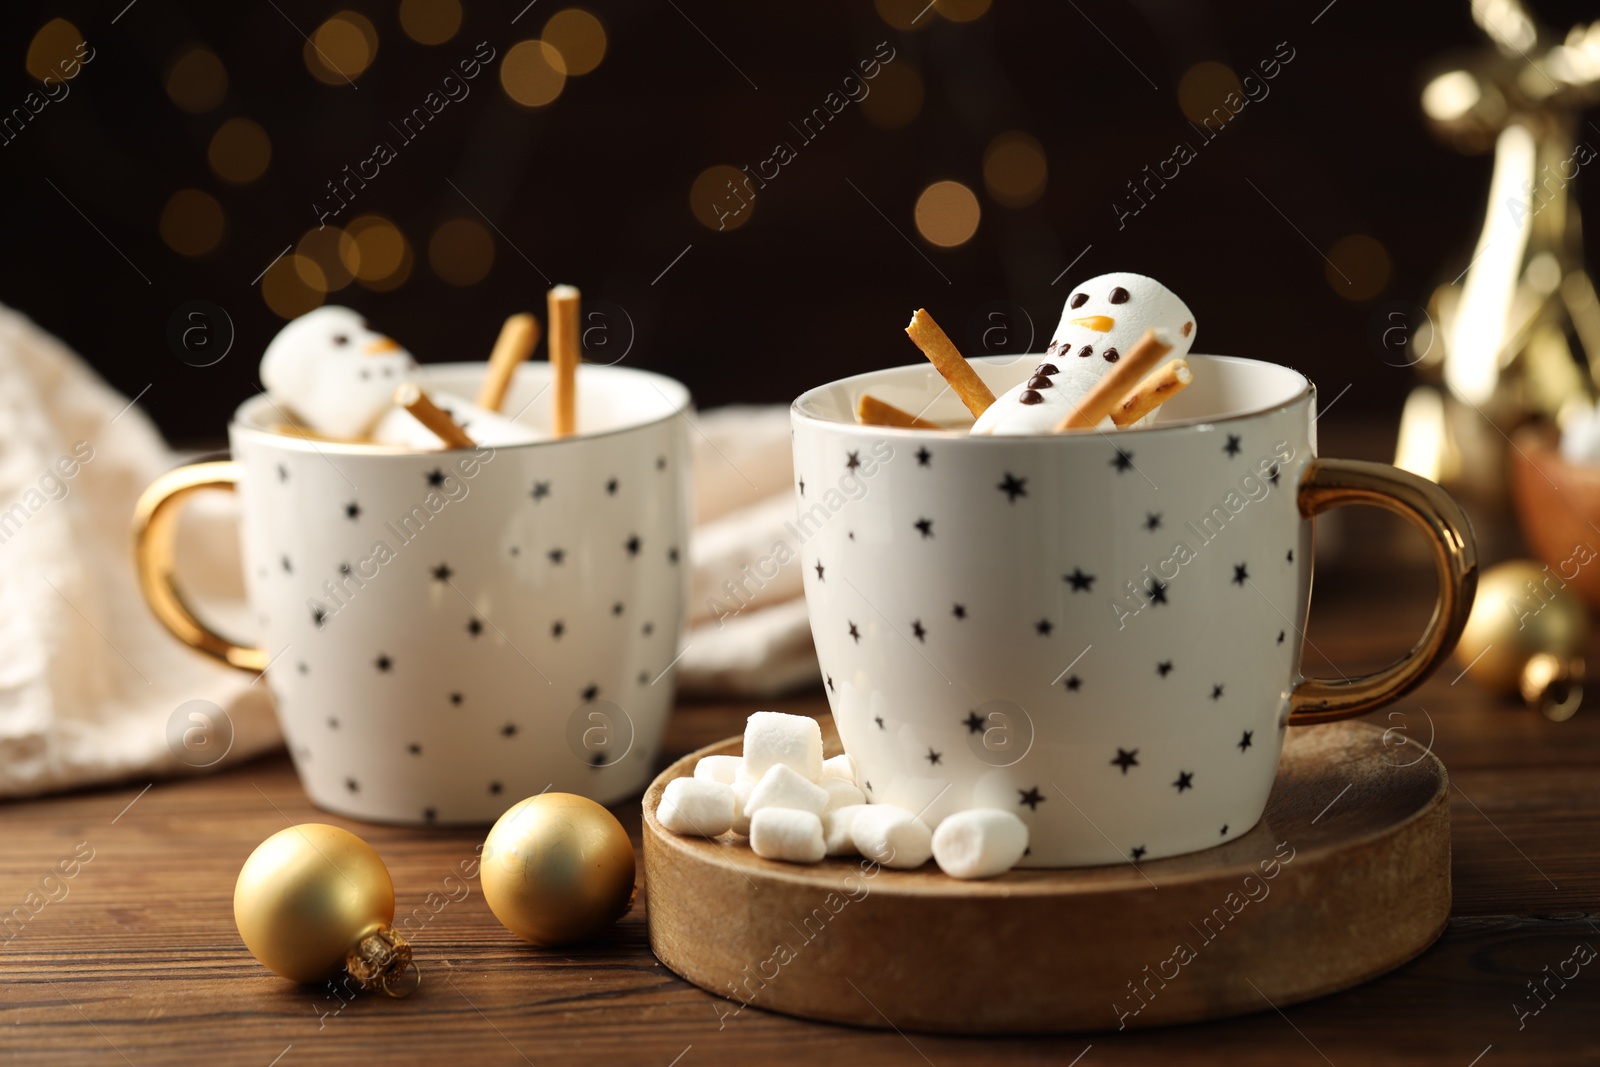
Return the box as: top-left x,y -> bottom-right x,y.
136,362 -> 691,825
792,354 -> 1477,867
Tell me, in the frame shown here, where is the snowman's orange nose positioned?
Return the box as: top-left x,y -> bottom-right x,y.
362,337 -> 400,354
1070,316 -> 1115,332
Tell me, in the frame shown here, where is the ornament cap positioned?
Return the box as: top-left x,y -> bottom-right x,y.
345,924 -> 420,998
1520,652 -> 1584,722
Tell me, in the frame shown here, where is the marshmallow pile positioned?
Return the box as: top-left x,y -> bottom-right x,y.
656,711 -> 1030,880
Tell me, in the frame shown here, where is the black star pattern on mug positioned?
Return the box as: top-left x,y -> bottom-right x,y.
589,752 -> 606,768
1173,771 -> 1194,792
345,778 -> 359,793
501,723 -> 518,737
426,469 -> 446,488
874,715 -> 885,730
826,674 -> 835,693
637,671 -> 650,685
548,548 -> 566,565
952,603 -> 967,619
1065,568 -> 1095,592
656,455 -> 667,471
1210,683 -> 1224,701
1130,845 -> 1147,862
625,535 -> 641,556
408,743 -> 422,756
911,620 -> 927,642
642,622 -> 654,636
327,716 -> 340,729
432,563 -> 453,582
552,620 -> 565,638
1112,748 -> 1139,774
277,463 -> 290,483
668,547 -> 680,564
1277,630 -> 1286,645
847,621 -> 861,643
1268,464 -> 1281,486
1111,449 -> 1135,473
466,618 -> 483,637
450,693 -> 463,705
489,781 -> 503,795
926,748 -> 942,766
311,605 -> 327,628
423,808 -> 437,823
1157,660 -> 1173,677
963,711 -> 984,734
531,481 -> 550,502
1017,786 -> 1044,810
846,451 -> 861,471
1224,434 -> 1242,457
1239,730 -> 1254,752
1145,578 -> 1169,605
1036,618 -> 1053,636
582,683 -> 599,702
297,661 -> 309,675
281,555 -> 293,574
1220,825 -> 1229,836
1233,563 -> 1250,586
916,447 -> 931,467
797,477 -> 805,497
847,531 -> 855,541
1286,548 -> 1294,563
509,546 -> 520,557
1063,675 -> 1082,691
606,477 -> 619,495
375,654 -> 393,672
815,560 -> 825,581
611,601 -> 624,616
914,517 -> 934,538
1145,513 -> 1162,531
345,501 -> 361,520
998,473 -> 1027,502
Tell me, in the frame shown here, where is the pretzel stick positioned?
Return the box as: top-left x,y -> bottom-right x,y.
856,394 -> 939,429
394,382 -> 476,449
1055,329 -> 1173,432
477,313 -> 541,412
1110,359 -> 1192,428
904,309 -> 995,417
548,285 -> 580,438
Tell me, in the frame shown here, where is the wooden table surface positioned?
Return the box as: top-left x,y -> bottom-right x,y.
3,564 -> 1597,1066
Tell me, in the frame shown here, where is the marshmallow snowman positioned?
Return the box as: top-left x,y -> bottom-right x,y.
260,306 -> 419,439
971,272 -> 1197,435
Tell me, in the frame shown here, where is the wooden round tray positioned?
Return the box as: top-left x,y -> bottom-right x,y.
643,720 -> 1450,1033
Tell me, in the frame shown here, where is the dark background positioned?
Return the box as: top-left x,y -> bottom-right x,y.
2,0 -> 1591,443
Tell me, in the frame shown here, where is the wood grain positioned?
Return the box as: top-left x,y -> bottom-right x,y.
0,568 -> 1596,1063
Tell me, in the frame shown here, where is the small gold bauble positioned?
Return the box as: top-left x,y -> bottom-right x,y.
481,793 -> 637,946
234,823 -> 414,991
1455,560 -> 1588,719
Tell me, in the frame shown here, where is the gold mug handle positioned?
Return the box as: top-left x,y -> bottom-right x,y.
1289,458 -> 1478,725
132,460 -> 267,673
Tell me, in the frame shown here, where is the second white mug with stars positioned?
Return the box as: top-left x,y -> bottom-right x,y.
792,354 -> 1477,867
135,362 -> 691,825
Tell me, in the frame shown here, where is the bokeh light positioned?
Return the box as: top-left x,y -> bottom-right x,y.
344,215 -> 413,291
983,131 -> 1048,208
159,189 -> 225,257
304,12 -> 378,85
875,0 -> 933,31
690,165 -> 755,232
935,0 -> 992,22
399,0 -> 462,46
914,181 -> 981,248
208,118 -> 272,185
1177,61 -> 1243,126
262,255 -> 327,318
860,63 -> 923,130
1422,70 -> 1481,122
543,9 -> 607,76
428,219 -> 496,286
1326,234 -> 1391,301
297,227 -> 358,291
26,19 -> 82,83
500,39 -> 567,107
165,46 -> 228,113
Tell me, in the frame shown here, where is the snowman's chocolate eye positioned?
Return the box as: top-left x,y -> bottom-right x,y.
1070,293 -> 1088,309
1103,348 -> 1120,363
1109,287 -> 1130,304
333,334 -> 350,346
1077,345 -> 1093,358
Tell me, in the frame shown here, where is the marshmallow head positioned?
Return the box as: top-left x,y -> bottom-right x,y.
260,306 -> 418,438
972,272 -> 1196,435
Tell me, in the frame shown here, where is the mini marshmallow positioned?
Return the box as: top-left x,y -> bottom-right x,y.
931,808 -> 1029,880
821,754 -> 856,782
730,781 -> 754,836
823,804 -> 867,856
657,778 -> 736,838
749,808 -> 826,864
744,764 -> 829,818
743,711 -> 823,782
693,754 -> 743,786
371,390 -> 542,448
822,777 -> 866,813
852,806 -> 934,870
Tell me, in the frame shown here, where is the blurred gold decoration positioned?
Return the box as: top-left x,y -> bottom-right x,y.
860,62 -> 923,130
543,8 -> 607,76
875,0 -> 933,32
983,131 -> 1048,208
165,45 -> 227,113
690,164 -> 755,232
296,226 -> 358,291
1177,61 -> 1243,125
261,255 -> 326,318
1454,559 -> 1587,719
207,117 -> 271,185
428,218 -> 495,286
399,0 -> 461,46
343,214 -> 411,291
25,19 -> 82,83
914,180 -> 981,248
934,0 -> 993,22
500,39 -> 567,108
304,12 -> 378,85
158,188 -> 224,257
1396,0 -> 1600,531
1326,234 -> 1392,301
481,794 -> 636,946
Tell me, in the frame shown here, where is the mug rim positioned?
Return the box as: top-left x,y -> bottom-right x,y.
790,353 -> 1315,438
229,361 -> 693,455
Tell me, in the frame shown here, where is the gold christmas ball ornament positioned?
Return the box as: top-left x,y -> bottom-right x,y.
481,793 -> 637,946
1455,560 -> 1588,721
233,823 -> 418,995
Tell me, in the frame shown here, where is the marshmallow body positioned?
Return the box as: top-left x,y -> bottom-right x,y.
693,754 -> 743,785
261,306 -> 419,439
371,390 -> 542,448
821,754 -> 856,782
822,777 -> 866,813
931,808 -> 1029,879
744,764 -> 829,817
971,272 -> 1196,436
743,711 -> 823,782
657,778 -> 736,837
749,808 -> 826,863
823,804 -> 867,856
730,781 -> 754,836
852,806 -> 934,869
